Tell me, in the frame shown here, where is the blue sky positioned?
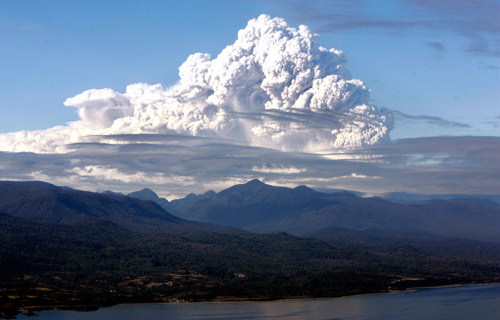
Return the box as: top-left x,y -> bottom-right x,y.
1,0 -> 498,136
0,0 -> 499,197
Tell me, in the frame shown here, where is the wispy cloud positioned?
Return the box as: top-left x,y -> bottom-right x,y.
252,165 -> 307,174
389,109 -> 472,128
426,41 -> 446,52
1,135 -> 498,198
274,0 -> 500,56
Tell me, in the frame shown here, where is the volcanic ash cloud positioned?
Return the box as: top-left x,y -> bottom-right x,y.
0,14 -> 393,153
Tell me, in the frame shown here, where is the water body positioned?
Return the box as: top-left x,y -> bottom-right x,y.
18,284 -> 500,320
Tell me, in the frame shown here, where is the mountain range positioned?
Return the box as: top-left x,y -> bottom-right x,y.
97,179 -> 500,243
103,187 -> 216,215
0,180 -> 227,234
119,179 -> 500,260
168,179 -> 500,243
96,180 -> 500,245
4,179 -> 499,245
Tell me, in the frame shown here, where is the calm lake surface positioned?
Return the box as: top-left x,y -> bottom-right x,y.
18,284 -> 500,320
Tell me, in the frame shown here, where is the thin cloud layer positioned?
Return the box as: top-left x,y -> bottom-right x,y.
279,0 -> 500,56
390,110 -> 471,128
0,135 -> 498,198
0,15 -> 392,153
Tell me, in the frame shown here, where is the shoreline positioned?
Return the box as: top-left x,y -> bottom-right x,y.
405,281 -> 500,292
203,281 -> 500,304
15,281 -> 500,316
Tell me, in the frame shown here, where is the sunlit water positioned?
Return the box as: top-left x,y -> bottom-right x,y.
18,284 -> 500,320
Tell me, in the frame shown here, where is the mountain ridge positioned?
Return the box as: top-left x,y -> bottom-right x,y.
0,181 -> 229,234
175,179 -> 500,243
127,188 -> 178,214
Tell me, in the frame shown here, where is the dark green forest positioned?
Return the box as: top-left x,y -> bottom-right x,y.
1,214 -> 499,318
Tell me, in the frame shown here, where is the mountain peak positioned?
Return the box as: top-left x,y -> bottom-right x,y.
245,179 -> 266,187
203,190 -> 216,197
128,188 -> 160,200
138,188 -> 156,195
294,185 -> 315,193
102,190 -> 124,196
126,188 -> 179,214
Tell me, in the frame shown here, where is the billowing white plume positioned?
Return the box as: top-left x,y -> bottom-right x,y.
0,14 -> 392,153
64,88 -> 133,129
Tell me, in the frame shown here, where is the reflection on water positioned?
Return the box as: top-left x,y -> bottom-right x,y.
18,284 -> 500,320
